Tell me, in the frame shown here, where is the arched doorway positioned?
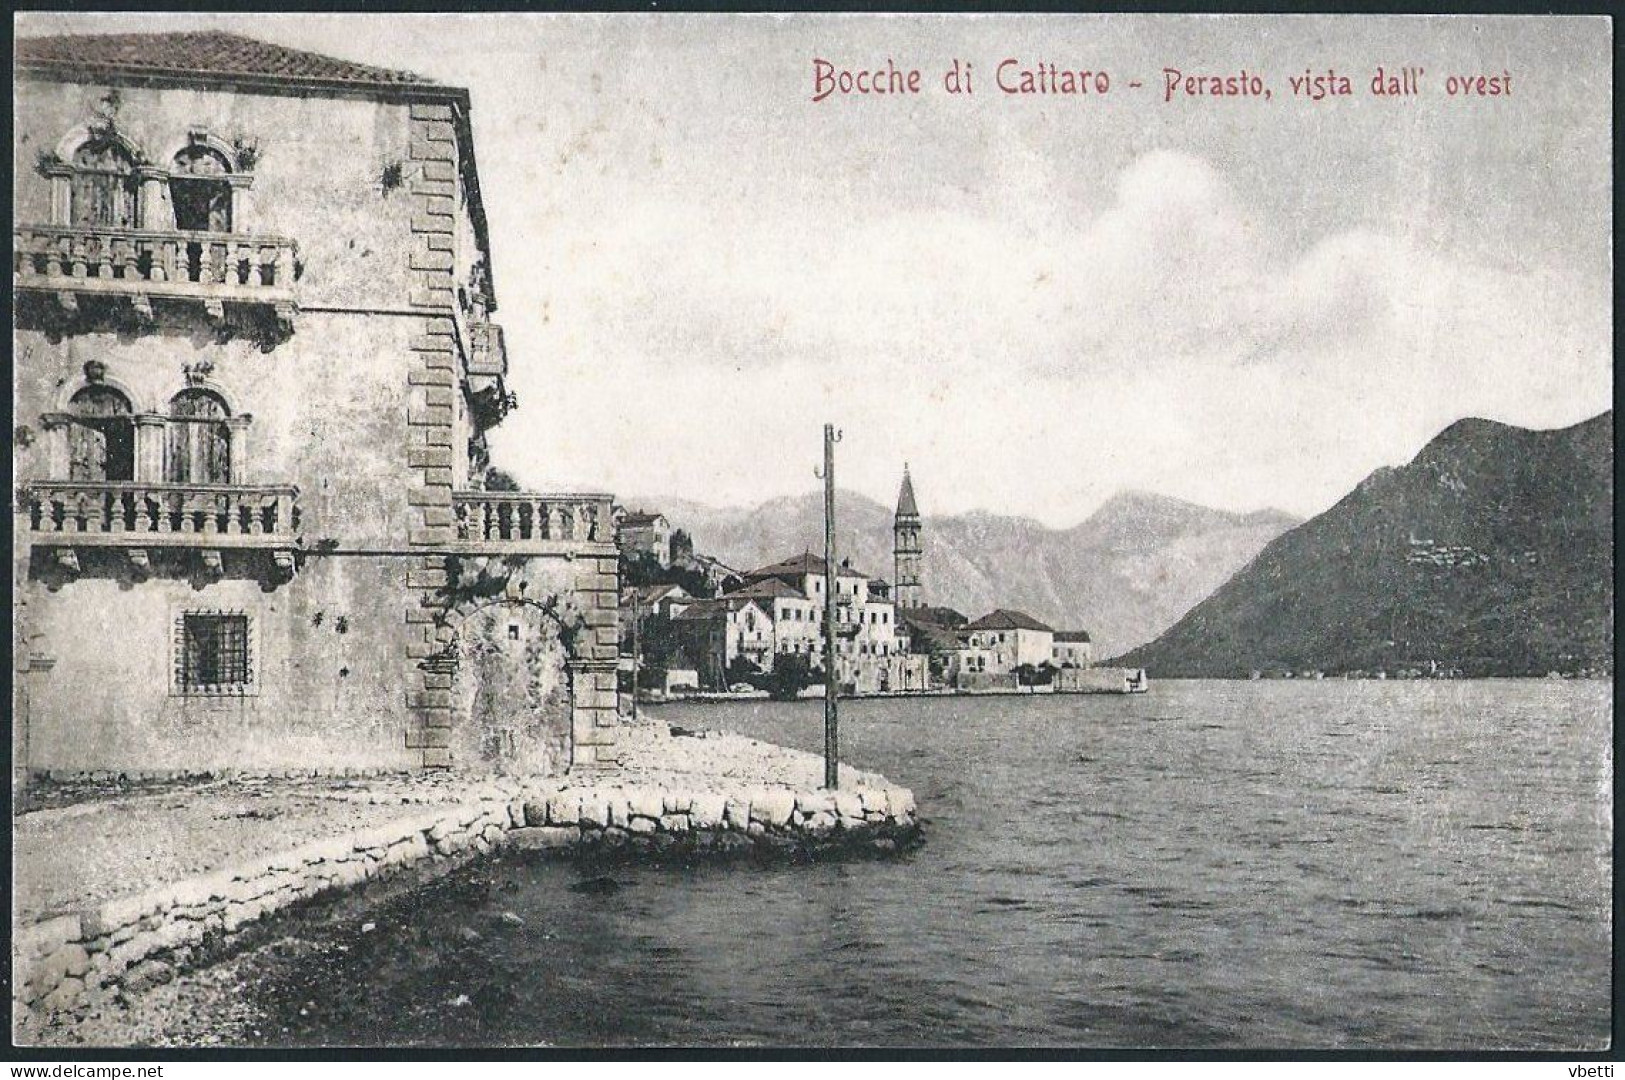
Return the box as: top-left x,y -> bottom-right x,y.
448,599 -> 574,775
67,385 -> 135,481
69,137 -> 140,228
165,388 -> 232,484
169,145 -> 233,233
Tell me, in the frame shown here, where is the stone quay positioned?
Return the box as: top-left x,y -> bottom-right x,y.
12,722 -> 918,1036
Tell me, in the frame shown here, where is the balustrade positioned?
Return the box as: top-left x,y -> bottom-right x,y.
452,492 -> 613,546
14,224 -> 298,305
21,481 -> 299,542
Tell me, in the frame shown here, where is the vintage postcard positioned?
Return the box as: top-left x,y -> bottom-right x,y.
9,11 -> 1613,1056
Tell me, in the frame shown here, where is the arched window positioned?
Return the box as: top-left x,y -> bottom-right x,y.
67,385 -> 136,482
166,389 -> 232,484
169,145 -> 233,233
70,137 -> 141,228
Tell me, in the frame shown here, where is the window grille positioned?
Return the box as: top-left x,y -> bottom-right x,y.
176,612 -> 252,694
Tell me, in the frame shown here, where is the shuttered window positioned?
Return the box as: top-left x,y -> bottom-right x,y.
70,139 -> 141,228
165,389 -> 232,484
67,385 -> 135,482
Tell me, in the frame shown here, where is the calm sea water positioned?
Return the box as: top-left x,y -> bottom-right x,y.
257,681 -> 1612,1049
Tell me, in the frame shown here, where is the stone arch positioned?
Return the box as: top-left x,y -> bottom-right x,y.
167,138 -> 237,233
65,384 -> 135,482
53,370 -> 149,415
407,555 -> 620,773
54,124 -> 148,165
161,375 -> 242,417
419,588 -> 582,776
162,132 -> 240,173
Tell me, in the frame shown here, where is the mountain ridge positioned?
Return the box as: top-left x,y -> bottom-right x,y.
1118,411 -> 1614,677
622,487 -> 1300,657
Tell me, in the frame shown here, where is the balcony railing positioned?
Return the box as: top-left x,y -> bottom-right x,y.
14,224 -> 298,315
468,320 -> 508,378
453,492 -> 613,546
21,480 -> 299,545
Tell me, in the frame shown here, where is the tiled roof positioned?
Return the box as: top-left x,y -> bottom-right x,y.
748,552 -> 871,580
672,596 -> 763,621
16,30 -> 437,91
1054,630 -> 1092,643
633,583 -> 686,604
721,579 -> 807,603
967,609 -> 1054,633
619,511 -> 667,527
902,604 -> 968,627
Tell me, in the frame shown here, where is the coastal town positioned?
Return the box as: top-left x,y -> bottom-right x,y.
10,15 -> 1609,1057
613,469 -> 1144,698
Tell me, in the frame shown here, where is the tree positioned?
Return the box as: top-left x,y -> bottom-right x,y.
1015,662 -> 1055,687
725,654 -> 762,687
765,654 -> 816,701
483,466 -> 521,492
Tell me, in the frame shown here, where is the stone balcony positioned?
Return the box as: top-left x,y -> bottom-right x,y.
451,491 -> 615,554
14,224 -> 298,327
19,480 -> 300,579
464,320 -> 513,428
467,320 -> 508,379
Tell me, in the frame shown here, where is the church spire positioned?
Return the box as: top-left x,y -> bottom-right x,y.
893,464 -> 922,610
897,463 -> 919,517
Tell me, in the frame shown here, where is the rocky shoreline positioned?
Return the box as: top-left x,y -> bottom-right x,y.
12,721 -> 918,1046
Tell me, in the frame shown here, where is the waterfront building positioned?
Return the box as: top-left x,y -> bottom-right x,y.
670,596 -> 774,688
1051,630 -> 1094,668
616,509 -> 672,565
626,582 -> 693,620
893,466 -> 923,610
963,609 -> 1056,673
727,553 -> 927,693
12,31 -> 621,778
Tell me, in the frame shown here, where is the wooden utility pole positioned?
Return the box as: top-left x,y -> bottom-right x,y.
630,594 -> 641,723
818,423 -> 841,790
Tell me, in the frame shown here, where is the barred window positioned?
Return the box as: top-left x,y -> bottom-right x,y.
177,613 -> 251,693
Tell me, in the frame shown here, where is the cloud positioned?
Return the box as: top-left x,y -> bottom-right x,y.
495,149 -> 1608,524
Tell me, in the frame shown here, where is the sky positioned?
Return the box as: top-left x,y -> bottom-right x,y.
18,13 -> 1613,526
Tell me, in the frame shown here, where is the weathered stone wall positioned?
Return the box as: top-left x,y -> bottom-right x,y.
18,554 -> 416,772
14,76 -> 623,774
12,777 -> 917,1025
1053,666 -> 1145,694
15,79 -> 423,310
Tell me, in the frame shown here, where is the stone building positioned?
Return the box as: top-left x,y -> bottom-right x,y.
1051,630 -> 1094,668
12,31 -> 620,778
727,553 -> 927,694
963,609 -> 1056,673
669,596 -> 774,689
615,509 -> 671,566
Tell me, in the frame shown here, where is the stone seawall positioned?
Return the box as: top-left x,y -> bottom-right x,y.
13,775 -> 918,1027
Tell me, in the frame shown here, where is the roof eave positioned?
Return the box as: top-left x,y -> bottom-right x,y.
15,60 -> 464,102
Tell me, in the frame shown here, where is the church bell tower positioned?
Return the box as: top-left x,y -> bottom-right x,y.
893,465 -> 922,611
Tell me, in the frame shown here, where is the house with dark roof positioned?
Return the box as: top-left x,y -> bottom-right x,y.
13,30 -> 623,778
719,552 -> 926,693
964,609 -> 1056,671
669,596 -> 773,689
615,508 -> 672,565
